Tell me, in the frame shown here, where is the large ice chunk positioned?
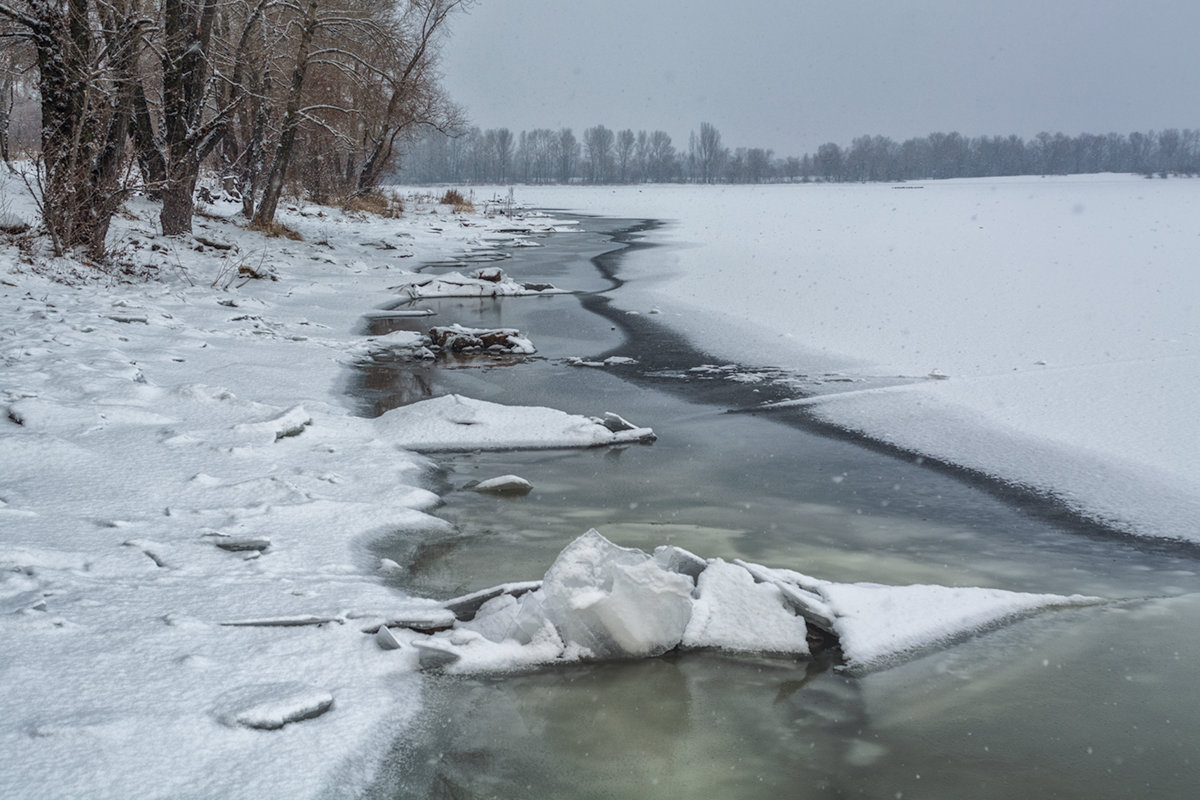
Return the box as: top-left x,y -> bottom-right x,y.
540,530 -> 694,658
405,531 -> 1100,676
461,590 -> 549,646
682,559 -> 811,654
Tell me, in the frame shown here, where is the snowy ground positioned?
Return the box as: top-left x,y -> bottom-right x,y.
493,177 -> 1200,544
0,182 -> 589,798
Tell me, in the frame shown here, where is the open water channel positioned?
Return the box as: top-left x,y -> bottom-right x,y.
356,217 -> 1200,799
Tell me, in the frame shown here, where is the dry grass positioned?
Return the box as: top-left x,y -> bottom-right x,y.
342,190 -> 403,218
247,219 -> 304,240
439,188 -> 475,213
0,218 -> 31,235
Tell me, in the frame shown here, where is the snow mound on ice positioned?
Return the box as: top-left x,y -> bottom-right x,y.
374,394 -> 656,451
816,580 -> 1099,672
471,474 -> 534,495
389,269 -> 563,300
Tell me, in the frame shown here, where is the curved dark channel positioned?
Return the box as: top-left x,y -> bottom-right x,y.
356,215 -> 1200,800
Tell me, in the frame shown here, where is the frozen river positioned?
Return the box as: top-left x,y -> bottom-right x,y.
356,217 -> 1200,799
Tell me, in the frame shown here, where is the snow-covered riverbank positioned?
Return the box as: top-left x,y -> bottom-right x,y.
490,177 -> 1200,543
0,184 -> 586,798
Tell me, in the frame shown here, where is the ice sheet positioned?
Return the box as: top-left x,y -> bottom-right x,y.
485,179 -> 1200,543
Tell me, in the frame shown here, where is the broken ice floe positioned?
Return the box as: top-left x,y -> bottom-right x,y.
360,307 -> 437,318
388,268 -> 565,301
374,394 -> 656,452
352,324 -> 537,363
390,531 -> 1101,675
214,682 -> 334,730
567,355 -> 639,368
206,533 -> 271,553
219,615 -> 341,628
232,405 -> 312,442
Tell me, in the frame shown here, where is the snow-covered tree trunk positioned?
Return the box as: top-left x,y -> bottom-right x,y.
130,77 -> 167,194
0,0 -> 142,258
252,0 -> 319,228
0,71 -> 12,165
159,0 -> 219,236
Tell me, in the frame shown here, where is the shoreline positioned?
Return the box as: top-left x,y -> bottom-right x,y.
0,186 -> 585,799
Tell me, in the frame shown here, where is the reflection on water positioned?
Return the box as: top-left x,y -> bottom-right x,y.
356,217 -> 1200,799
369,651 -> 861,800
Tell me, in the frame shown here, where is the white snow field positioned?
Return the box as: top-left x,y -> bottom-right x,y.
0,173 -> 1186,798
503,177 -> 1200,543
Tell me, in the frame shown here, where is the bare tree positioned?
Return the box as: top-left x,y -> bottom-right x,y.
645,130 -> 674,182
157,0 -> 220,234
0,0 -> 149,258
615,128 -> 634,182
492,126 -> 513,182
557,127 -> 577,183
0,25 -> 29,166
695,121 -> 725,183
241,0 -> 466,225
350,0 -> 468,195
583,124 -> 614,183
251,0 -> 319,227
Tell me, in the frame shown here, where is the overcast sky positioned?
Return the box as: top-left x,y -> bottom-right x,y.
438,0 -> 1200,156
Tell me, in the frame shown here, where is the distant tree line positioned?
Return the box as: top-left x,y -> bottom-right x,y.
396,124 -> 1200,185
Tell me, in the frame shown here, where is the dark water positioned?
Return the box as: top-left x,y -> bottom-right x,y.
356,217 -> 1200,799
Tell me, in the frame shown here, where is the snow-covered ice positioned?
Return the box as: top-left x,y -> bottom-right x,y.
427,323 -> 536,354
388,266 -> 565,300
682,559 -> 812,654
490,178 -> 1200,544
373,393 -> 657,451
